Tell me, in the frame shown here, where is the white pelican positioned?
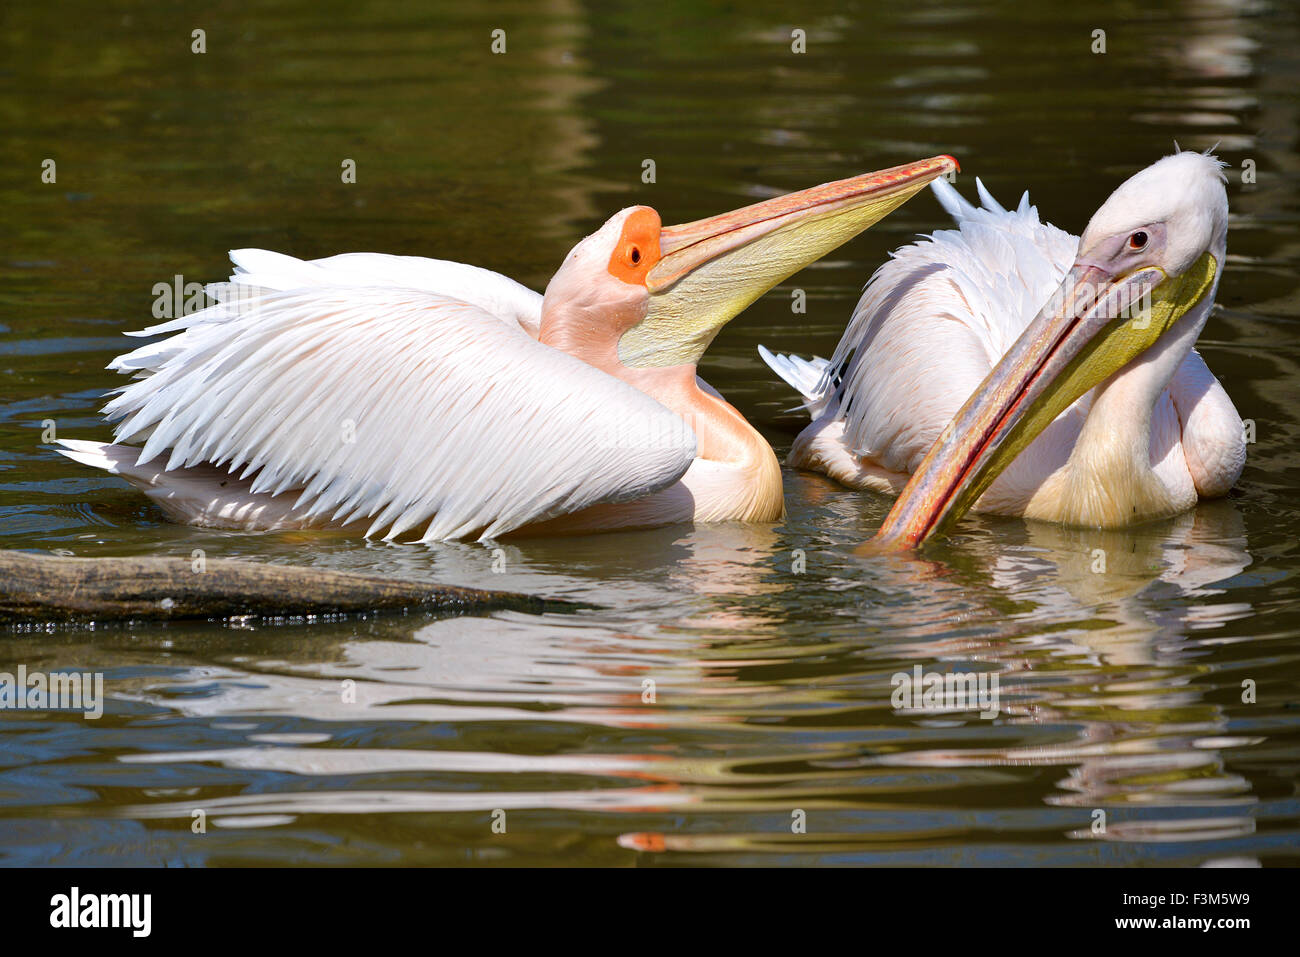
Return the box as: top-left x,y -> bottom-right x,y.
761,151 -> 1246,548
58,156 -> 957,542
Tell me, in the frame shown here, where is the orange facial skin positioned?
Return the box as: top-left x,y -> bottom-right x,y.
607,207 -> 663,285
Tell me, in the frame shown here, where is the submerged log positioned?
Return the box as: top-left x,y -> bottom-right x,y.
0,550 -> 551,623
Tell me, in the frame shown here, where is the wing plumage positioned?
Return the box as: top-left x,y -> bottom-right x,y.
231,250 -> 544,336
756,345 -> 833,417
85,252 -> 696,541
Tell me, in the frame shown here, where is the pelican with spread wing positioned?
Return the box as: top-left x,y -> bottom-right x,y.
761,152 -> 1246,548
59,156 -> 956,541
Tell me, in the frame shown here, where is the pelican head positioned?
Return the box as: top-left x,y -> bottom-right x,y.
871,151 -> 1230,549
538,156 -> 958,371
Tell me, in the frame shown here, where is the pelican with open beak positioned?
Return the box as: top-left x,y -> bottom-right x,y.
762,151 -> 1244,549
58,155 -> 956,541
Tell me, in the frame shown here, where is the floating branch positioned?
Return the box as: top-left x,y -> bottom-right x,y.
0,550 -> 551,623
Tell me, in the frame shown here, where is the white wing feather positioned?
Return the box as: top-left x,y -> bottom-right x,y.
93,255 -> 696,542
756,345 -> 833,418
231,250 -> 544,336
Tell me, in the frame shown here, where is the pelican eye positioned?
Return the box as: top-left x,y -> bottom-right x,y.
1128,231 -> 1149,251
629,246 -> 641,265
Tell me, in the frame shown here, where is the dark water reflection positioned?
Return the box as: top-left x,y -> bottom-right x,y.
1,0 -> 1298,865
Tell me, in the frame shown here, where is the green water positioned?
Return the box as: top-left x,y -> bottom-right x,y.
2,0 -> 1298,865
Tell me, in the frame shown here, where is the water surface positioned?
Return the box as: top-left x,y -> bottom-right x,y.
1,0 -> 1298,865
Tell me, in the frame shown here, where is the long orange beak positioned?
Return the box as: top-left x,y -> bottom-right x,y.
648,156 -> 960,291
618,155 -> 959,369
